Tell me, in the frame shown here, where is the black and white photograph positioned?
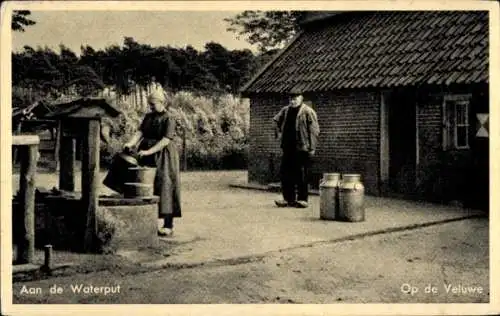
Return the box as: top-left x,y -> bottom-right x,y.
1,0 -> 498,315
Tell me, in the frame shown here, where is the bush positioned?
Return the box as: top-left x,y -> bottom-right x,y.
100,98 -> 144,166
101,90 -> 250,170
184,134 -> 248,170
13,86 -> 250,170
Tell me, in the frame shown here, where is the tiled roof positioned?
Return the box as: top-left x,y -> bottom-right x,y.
45,97 -> 121,118
242,11 -> 488,94
298,11 -> 345,25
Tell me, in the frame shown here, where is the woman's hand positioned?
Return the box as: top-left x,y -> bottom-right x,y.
143,137 -> 170,156
137,150 -> 151,158
123,131 -> 143,152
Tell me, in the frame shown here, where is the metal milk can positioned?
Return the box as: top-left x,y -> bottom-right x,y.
319,173 -> 340,220
338,174 -> 365,222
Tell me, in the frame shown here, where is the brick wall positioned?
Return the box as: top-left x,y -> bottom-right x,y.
417,93 -> 442,196
308,91 -> 380,194
248,84 -> 488,207
248,91 -> 381,195
416,86 -> 486,206
248,95 -> 288,184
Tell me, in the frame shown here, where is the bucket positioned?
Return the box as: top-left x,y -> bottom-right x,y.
103,153 -> 139,194
338,174 -> 365,222
128,167 -> 156,184
319,173 -> 340,220
123,182 -> 154,198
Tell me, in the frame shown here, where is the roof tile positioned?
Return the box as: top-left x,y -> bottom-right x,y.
243,11 -> 488,93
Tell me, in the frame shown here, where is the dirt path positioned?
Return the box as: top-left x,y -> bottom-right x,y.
13,218 -> 488,304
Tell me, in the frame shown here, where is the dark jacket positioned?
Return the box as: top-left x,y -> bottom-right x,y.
273,103 -> 320,152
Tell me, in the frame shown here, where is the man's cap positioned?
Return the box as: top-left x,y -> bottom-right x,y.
289,88 -> 303,96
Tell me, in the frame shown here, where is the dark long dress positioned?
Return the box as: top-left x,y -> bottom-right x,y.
138,111 -> 182,218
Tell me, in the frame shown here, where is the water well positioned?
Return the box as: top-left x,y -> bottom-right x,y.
12,98 -> 159,261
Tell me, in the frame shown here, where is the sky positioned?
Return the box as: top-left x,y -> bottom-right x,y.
12,11 -> 256,55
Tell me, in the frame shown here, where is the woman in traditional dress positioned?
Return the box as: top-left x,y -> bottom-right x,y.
124,90 -> 181,236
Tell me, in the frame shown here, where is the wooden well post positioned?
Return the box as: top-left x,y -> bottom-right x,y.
58,120 -> 76,192
46,98 -> 120,253
12,135 -> 39,264
82,118 -> 101,252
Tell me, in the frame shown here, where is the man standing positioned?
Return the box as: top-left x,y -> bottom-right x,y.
273,92 -> 320,208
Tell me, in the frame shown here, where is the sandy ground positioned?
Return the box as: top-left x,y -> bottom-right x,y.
13,217 -> 488,304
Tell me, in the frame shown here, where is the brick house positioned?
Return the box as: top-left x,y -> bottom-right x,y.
240,11 -> 489,210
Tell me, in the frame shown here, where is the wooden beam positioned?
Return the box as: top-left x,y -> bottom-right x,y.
13,121 -> 24,164
17,119 -> 57,125
379,92 -> 390,196
415,94 -> 420,188
54,121 -> 61,171
59,136 -> 76,191
12,135 -> 40,146
16,143 -> 38,264
82,119 -> 100,252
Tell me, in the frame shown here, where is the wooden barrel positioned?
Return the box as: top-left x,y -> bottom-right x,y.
128,167 -> 156,184
123,183 -> 154,198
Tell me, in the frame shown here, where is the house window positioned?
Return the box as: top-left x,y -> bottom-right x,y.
443,95 -> 470,150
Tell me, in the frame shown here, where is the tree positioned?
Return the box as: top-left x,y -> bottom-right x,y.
203,42 -> 232,91
228,49 -> 259,93
12,44 -> 105,98
101,44 -> 132,95
13,37 -> 261,97
12,10 -> 36,32
224,11 -> 305,53
69,65 -> 104,96
58,44 -> 79,93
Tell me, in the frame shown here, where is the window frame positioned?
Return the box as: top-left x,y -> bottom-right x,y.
442,94 -> 471,150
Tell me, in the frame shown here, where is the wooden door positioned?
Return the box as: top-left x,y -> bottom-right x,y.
388,90 -> 417,196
